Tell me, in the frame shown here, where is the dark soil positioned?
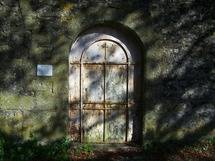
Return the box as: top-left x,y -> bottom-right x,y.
71,144 -> 215,161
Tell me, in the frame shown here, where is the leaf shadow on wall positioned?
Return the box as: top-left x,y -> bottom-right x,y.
0,2 -> 214,161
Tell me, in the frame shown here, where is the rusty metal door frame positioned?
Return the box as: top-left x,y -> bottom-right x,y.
81,40 -> 129,142
69,26 -> 142,143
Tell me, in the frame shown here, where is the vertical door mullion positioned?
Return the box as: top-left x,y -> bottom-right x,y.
80,62 -> 83,142
103,42 -> 106,142
125,64 -> 129,142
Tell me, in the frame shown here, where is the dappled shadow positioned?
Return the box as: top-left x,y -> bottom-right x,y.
71,141 -> 214,161
0,1 -> 214,156
0,0 -> 69,142
147,0 -> 215,143
69,25 -> 143,143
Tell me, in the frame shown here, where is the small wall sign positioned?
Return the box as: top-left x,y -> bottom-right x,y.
37,64 -> 53,76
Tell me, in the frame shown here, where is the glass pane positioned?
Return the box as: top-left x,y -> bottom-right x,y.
82,41 -> 105,63
83,110 -> 104,142
69,65 -> 80,103
106,41 -> 127,63
82,65 -> 104,103
69,110 -> 80,142
105,65 -> 127,103
105,110 -> 126,142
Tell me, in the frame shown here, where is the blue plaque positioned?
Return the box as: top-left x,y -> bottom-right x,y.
37,64 -> 53,76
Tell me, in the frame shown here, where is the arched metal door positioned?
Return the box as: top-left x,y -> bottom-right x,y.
69,26 -> 141,143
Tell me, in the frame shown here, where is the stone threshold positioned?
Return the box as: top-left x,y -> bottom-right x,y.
71,142 -> 142,151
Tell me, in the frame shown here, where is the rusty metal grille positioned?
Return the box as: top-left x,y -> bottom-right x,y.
69,40 -> 139,143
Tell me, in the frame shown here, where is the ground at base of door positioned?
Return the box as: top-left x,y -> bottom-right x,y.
71,144 -> 214,161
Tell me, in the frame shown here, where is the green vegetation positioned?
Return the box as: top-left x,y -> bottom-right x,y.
74,143 -> 94,157
0,137 -> 5,161
143,137 -> 215,154
183,137 -> 215,152
0,133 -> 214,161
0,133 -> 72,161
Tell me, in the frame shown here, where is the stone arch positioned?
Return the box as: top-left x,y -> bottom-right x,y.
70,24 -> 142,64
69,24 -> 143,143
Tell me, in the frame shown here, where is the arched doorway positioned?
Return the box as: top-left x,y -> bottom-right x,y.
69,25 -> 142,143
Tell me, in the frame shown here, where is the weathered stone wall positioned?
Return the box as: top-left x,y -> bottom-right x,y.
144,0 -> 215,143
0,0 -> 214,144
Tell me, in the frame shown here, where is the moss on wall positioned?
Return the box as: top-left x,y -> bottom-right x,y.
0,0 -> 214,144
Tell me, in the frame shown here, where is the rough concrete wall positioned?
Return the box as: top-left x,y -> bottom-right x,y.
0,0 -> 70,141
143,0 -> 215,143
0,0 -> 214,143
